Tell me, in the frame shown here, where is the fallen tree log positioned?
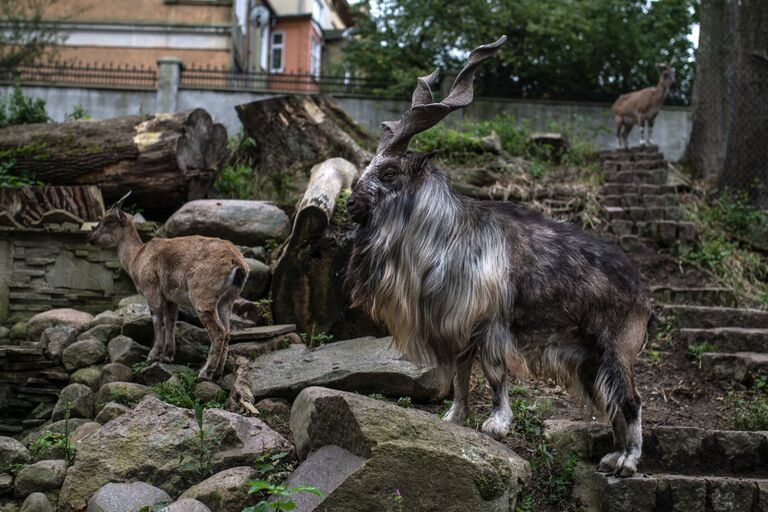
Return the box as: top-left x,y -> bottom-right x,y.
271,157 -> 382,339
0,109 -> 228,218
235,95 -> 373,205
0,186 -> 104,227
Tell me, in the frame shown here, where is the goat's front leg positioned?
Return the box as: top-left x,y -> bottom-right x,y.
443,357 -> 472,425
647,118 -> 655,145
161,302 -> 179,364
598,415 -> 628,473
145,291 -> 165,364
214,299 -> 234,377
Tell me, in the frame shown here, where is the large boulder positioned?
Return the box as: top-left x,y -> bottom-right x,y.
58,396 -> 291,511
62,339 -> 107,371
100,363 -> 134,386
93,382 -> 154,411
69,366 -> 104,392
77,324 -> 121,345
288,387 -> 530,512
164,199 -> 289,246
86,482 -> 171,512
158,499 -> 211,512
0,437 -> 30,473
41,326 -> 78,362
27,309 -> 93,342
13,460 -> 67,498
247,337 -> 440,401
240,259 -> 270,301
20,492 -> 53,512
52,383 -> 95,421
94,402 -> 132,425
178,467 -> 257,511
86,311 -> 123,329
107,336 -> 148,367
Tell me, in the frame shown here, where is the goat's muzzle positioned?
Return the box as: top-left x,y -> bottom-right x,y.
346,193 -> 369,224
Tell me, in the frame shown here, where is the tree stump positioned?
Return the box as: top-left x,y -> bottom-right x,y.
271,157 -> 382,339
0,109 -> 228,218
235,95 -> 374,205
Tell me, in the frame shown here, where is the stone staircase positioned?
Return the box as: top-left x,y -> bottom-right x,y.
547,420 -> 768,511
557,147 -> 768,511
598,146 -> 696,250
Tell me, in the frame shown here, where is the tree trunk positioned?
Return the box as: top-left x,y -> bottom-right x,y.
718,0 -> 768,205
271,157 -> 381,339
684,0 -> 739,179
235,95 -> 373,206
0,109 -> 228,218
0,186 -> 104,227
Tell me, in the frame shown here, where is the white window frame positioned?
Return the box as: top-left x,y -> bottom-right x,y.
312,0 -> 325,25
310,36 -> 321,79
270,31 -> 285,73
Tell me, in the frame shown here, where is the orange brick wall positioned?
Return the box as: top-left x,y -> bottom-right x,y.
46,0 -> 231,25
50,47 -> 231,70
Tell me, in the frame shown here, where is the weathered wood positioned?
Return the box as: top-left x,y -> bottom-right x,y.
235,95 -> 373,205
0,109 -> 228,217
271,157 -> 381,339
0,186 -> 104,226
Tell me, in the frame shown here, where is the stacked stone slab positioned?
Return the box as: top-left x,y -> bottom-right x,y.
547,420 -> 768,511
598,146 -> 696,250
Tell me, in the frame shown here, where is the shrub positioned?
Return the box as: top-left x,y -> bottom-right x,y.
0,84 -> 49,128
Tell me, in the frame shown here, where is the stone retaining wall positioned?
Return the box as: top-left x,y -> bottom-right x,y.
0,227 -> 136,325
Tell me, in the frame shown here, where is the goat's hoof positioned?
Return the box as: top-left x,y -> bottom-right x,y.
597,451 -> 621,473
442,405 -> 469,425
197,369 -> 214,382
613,453 -> 638,477
481,415 -> 511,441
146,354 -> 160,365
160,355 -> 174,364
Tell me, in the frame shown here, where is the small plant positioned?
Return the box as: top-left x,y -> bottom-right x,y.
687,342 -> 716,365
153,369 -> 226,409
65,105 -> 91,121
131,361 -> 149,374
0,84 -> 50,128
300,327 -> 333,349
728,376 -> 768,431
264,239 -> 280,259
29,401 -> 75,464
213,131 -> 257,199
395,396 -> 412,408
179,402 -> 221,478
0,159 -> 43,187
511,398 -> 547,440
647,350 -> 662,366
7,463 -> 27,476
252,298 -> 274,325
242,480 -> 322,512
387,488 -> 404,512
332,190 -> 352,226
369,393 -> 387,401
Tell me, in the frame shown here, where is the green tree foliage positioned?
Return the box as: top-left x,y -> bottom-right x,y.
1,0 -> 64,71
344,0 -> 696,102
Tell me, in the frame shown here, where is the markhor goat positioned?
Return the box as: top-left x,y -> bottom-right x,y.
88,193 -> 249,381
346,37 -> 652,477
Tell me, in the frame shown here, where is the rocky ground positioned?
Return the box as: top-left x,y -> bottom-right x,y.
0,147 -> 766,512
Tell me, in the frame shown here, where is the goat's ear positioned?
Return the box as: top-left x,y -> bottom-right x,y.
655,62 -> 667,72
415,151 -> 438,173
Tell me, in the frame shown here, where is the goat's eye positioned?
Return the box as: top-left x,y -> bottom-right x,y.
381,169 -> 397,181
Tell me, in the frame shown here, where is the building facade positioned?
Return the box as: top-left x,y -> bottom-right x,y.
40,0 -> 352,76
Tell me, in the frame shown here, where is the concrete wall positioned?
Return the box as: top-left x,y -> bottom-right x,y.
0,84 -> 692,160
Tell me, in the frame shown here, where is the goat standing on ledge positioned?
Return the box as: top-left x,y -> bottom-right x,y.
88,193 -> 249,382
612,61 -> 676,149
345,36 -> 652,477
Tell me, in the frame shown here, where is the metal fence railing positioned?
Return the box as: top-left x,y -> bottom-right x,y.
0,63 -> 158,90
0,62 -> 389,96
179,64 -> 387,95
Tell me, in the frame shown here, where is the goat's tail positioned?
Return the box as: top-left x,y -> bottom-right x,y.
230,264 -> 248,289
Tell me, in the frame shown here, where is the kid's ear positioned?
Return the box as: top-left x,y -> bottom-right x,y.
416,150 -> 438,172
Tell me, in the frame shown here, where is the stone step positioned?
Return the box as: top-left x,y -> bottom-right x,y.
601,193 -> 679,208
603,159 -> 667,172
604,169 -> 667,185
701,351 -> 768,382
604,206 -> 683,222
662,305 -> 768,329
546,420 -> 768,478
599,146 -> 662,161
651,286 -> 738,307
229,324 -> 296,342
574,466 -> 768,512
601,183 -> 679,196
609,220 -> 696,245
677,327 -> 768,352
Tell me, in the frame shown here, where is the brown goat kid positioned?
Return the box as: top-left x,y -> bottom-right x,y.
88,193 -> 249,381
346,37 -> 652,477
612,61 -> 676,149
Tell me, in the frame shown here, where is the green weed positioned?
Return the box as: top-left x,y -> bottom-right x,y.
687,342 -> 715,365
152,370 -> 226,409
178,402 -> 221,479
0,84 -> 49,128
29,401 -> 75,465
300,328 -> 333,349
242,480 -> 322,512
728,376 -> 768,431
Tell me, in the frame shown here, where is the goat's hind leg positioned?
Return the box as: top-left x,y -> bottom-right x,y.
145,290 -> 165,364
443,357 -> 472,425
214,298 -> 235,378
195,304 -> 226,382
161,302 -> 178,364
